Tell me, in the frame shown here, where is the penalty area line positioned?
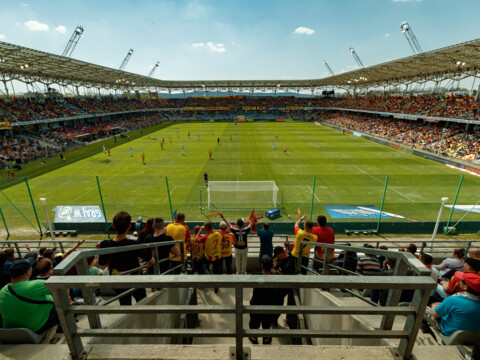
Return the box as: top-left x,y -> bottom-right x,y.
306,186 -> 321,203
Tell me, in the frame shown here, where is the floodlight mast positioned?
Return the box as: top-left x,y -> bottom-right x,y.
400,21 -> 423,54
148,62 -> 160,77
119,49 -> 134,71
61,25 -> 84,57
322,60 -> 335,76
349,47 -> 364,68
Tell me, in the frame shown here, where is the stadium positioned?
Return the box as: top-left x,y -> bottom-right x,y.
1,2 -> 480,360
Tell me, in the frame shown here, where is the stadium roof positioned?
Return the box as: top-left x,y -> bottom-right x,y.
1,38 -> 480,93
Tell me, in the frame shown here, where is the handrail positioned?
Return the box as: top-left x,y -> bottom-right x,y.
52,240 -> 183,275
45,274 -> 436,360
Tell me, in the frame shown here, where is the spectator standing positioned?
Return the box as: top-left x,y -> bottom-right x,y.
258,222 -> 274,270
248,255 -> 280,345
165,212 -> 191,274
146,217 -> 180,274
219,218 -> 235,275
98,211 -> 155,305
291,216 -> 318,275
229,217 -> 251,275
311,215 -> 335,274
190,226 -> 207,275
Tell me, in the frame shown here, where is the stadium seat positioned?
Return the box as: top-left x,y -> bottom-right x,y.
0,327 -> 49,344
436,329 -> 480,345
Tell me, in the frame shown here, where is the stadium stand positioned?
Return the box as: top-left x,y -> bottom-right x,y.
1,94 -> 480,167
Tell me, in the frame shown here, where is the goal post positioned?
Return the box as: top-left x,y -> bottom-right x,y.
207,181 -> 279,210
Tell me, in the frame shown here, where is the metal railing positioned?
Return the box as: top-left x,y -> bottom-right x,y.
44,241 -> 436,360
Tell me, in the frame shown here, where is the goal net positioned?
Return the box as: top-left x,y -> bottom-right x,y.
207,181 -> 279,210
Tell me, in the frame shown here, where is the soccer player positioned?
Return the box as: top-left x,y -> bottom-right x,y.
188,132 -> 190,138
276,133 -> 278,139
161,142 -> 164,150
107,147 -> 111,156
176,130 -> 179,137
211,130 -> 213,136
272,142 -> 275,150
103,144 -> 106,153
129,147 -> 133,157
181,146 -> 184,156
217,137 -> 220,145
204,171 -> 208,186
141,153 -> 145,165
169,136 -> 172,143
283,145 -> 287,154
60,153 -> 65,162
197,134 -> 200,141
208,149 -> 212,160
229,135 -> 232,142
5,166 -> 10,178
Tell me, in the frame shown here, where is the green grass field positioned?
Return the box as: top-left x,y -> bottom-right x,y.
1,121 -> 480,232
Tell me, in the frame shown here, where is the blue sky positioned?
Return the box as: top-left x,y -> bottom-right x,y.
1,0 -> 480,82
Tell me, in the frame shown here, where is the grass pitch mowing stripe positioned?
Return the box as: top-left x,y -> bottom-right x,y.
0,122 -> 479,231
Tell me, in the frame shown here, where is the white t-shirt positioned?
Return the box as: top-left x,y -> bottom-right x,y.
438,258 -> 464,276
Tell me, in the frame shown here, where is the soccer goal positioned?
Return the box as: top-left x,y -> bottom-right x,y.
207,181 -> 279,210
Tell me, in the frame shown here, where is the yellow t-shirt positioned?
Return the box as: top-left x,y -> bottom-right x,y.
191,236 -> 205,260
221,232 -> 235,257
165,222 -> 191,262
291,227 -> 318,258
197,231 -> 223,261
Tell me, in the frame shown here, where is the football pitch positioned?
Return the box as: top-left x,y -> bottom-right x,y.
1,121 -> 480,231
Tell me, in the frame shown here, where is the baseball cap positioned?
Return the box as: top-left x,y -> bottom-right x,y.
273,246 -> 285,257
10,257 -> 36,277
457,272 -> 480,293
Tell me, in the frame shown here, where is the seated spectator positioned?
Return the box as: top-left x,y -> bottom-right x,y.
433,248 -> 465,278
357,244 -> 381,303
34,258 -> 53,280
424,272 -> 480,337
406,243 -> 419,259
0,258 -> 59,333
0,252 -> 11,289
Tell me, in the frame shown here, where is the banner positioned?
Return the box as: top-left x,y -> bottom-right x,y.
445,205 -> 480,214
0,122 -> 12,130
53,206 -> 106,223
324,205 -> 390,219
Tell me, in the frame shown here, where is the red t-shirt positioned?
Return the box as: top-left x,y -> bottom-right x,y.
311,226 -> 335,260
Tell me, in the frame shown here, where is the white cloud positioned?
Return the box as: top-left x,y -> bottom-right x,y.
384,33 -> 390,37
55,25 -> 67,34
294,27 -> 315,35
0,34 -> 5,40
24,20 -> 49,31
192,42 -> 226,53
21,3 -> 29,6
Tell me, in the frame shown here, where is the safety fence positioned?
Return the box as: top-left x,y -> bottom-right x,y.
44,241 -> 436,360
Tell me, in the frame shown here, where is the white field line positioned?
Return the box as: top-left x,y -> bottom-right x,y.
70,162 -> 138,203
307,186 -> 321,203
352,165 -> 416,203
163,185 -> 177,202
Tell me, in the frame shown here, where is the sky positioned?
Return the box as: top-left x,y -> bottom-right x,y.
1,0 -> 480,83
